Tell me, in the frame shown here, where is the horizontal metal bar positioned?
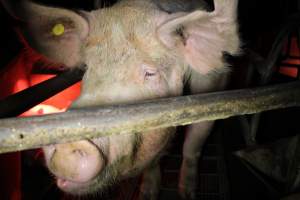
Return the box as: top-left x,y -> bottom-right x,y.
0,81 -> 300,154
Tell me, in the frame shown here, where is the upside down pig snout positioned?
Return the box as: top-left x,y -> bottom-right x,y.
43,140 -> 105,191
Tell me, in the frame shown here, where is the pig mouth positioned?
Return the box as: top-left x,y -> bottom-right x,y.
55,177 -> 93,194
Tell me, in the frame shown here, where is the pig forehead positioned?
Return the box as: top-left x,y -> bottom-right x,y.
84,8 -> 172,68
86,2 -> 163,47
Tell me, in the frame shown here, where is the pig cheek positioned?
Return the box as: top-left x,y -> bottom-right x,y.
146,75 -> 169,97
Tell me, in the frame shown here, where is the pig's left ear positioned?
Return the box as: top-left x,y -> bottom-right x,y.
157,0 -> 240,74
7,0 -> 89,67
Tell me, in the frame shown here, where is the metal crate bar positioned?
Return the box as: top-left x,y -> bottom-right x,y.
0,81 -> 300,154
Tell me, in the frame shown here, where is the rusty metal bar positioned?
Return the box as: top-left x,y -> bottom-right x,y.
0,81 -> 300,154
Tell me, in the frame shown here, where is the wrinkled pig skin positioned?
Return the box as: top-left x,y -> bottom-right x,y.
15,0 -> 240,198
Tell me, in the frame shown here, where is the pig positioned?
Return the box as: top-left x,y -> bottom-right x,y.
10,0 -> 240,199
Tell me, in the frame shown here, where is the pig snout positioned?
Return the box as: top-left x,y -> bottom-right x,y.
43,140 -> 104,191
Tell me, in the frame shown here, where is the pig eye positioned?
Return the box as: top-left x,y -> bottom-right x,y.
144,67 -> 158,81
145,71 -> 156,77
52,23 -> 65,36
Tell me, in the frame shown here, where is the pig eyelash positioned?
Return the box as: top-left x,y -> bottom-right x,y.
143,66 -> 158,81
145,71 -> 156,77
144,69 -> 158,81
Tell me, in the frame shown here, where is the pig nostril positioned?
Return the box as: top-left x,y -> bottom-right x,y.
72,149 -> 87,157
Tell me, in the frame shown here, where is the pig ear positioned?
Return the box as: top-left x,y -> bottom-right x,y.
7,0 -> 89,67
157,0 -> 240,74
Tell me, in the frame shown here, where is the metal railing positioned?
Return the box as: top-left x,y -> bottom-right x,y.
0,80 -> 299,154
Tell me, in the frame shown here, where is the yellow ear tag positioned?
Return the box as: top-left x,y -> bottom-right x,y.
52,23 -> 65,36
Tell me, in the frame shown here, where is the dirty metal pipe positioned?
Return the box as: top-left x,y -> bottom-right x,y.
0,81 -> 300,154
